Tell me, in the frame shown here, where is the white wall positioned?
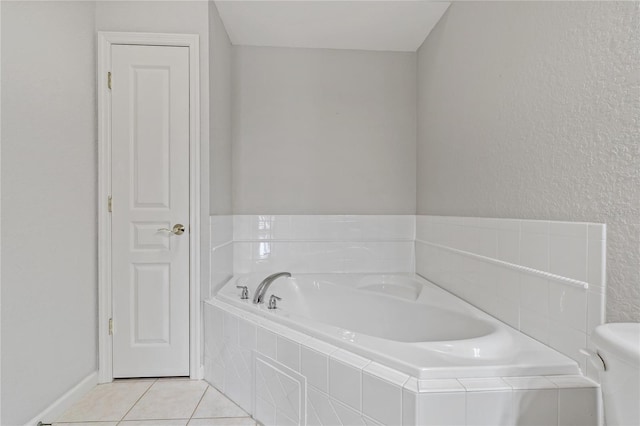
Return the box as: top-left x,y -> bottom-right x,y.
232,46 -> 417,214
1,2 -> 97,424
209,1 -> 232,216
96,0 -> 212,326
416,2 -> 640,322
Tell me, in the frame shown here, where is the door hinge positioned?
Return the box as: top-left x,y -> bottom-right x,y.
107,72 -> 112,90
108,195 -> 112,213
108,318 -> 114,335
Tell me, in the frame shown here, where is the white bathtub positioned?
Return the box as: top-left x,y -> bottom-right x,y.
216,273 -> 579,379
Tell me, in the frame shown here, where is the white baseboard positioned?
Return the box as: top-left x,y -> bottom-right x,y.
24,371 -> 98,426
194,364 -> 205,380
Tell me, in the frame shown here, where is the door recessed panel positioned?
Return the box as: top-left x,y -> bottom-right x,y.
131,263 -> 171,345
131,66 -> 171,209
131,222 -> 171,251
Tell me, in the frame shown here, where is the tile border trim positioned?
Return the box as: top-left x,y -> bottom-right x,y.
416,239 -> 589,290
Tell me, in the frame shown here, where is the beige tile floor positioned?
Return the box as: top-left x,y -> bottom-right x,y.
55,378 -> 255,426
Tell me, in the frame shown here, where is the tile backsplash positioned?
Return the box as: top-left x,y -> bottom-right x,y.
232,215 -> 415,274
415,215 -> 606,376
210,214 -> 607,377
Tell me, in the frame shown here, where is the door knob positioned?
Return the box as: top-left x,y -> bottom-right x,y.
157,224 -> 186,235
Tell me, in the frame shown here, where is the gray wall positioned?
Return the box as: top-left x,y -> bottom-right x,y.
416,2 -> 640,322
209,2 -> 233,215
1,2 -> 97,424
0,2 -> 215,422
232,46 -> 417,214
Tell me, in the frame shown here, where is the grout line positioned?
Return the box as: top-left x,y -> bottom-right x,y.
118,418 -> 191,422
233,239 -> 415,243
118,378 -> 158,423
193,416 -> 253,419
188,384 -> 209,421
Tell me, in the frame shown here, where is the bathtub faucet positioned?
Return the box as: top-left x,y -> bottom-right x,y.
253,272 -> 291,304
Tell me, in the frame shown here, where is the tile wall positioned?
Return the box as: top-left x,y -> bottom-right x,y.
232,215 -> 415,274
415,216 -> 606,378
207,214 -> 607,425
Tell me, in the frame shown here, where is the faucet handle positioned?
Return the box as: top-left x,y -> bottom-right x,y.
236,286 -> 249,300
268,295 -> 282,310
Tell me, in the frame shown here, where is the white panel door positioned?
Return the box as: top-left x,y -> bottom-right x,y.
111,44 -> 190,377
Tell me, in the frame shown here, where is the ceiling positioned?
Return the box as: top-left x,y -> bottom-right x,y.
214,1 -> 451,52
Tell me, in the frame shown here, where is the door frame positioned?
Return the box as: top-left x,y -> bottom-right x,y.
97,32 -> 201,383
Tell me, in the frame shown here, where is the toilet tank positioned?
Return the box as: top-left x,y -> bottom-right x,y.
592,323 -> 640,426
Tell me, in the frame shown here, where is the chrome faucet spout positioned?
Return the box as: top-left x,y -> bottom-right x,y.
253,272 -> 291,304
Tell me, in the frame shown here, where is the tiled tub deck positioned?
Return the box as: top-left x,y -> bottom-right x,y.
204,298 -> 600,426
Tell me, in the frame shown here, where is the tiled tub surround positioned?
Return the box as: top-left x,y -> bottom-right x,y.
210,215 -> 414,299
415,216 -> 606,378
207,215 -> 607,424
204,299 -> 600,426
232,215 -> 415,274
